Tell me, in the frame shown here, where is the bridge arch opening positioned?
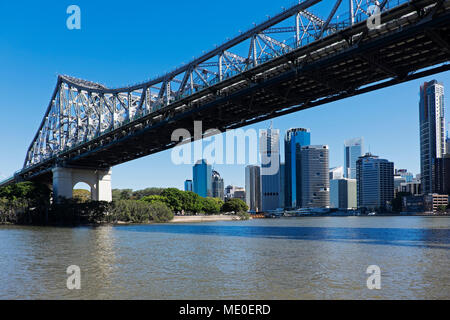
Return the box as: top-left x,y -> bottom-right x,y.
73,182 -> 92,202
52,167 -> 112,203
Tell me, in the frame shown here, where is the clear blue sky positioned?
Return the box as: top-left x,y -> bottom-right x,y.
0,0 -> 449,190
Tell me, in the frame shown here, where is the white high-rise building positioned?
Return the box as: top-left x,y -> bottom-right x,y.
344,137 -> 364,179
301,145 -> 330,208
419,80 -> 445,194
260,124 -> 281,211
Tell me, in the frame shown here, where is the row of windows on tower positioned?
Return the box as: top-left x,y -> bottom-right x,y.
263,192 -> 279,196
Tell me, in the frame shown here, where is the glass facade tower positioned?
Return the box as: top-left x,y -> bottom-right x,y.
260,125 -> 281,211
419,80 -> 445,194
245,165 -> 262,212
211,170 -> 224,200
344,137 -> 364,179
356,153 -> 394,210
184,180 -> 193,192
193,159 -> 212,198
300,145 -> 330,208
284,128 -> 310,209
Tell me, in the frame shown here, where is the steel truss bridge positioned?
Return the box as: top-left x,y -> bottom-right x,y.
2,0 -> 450,186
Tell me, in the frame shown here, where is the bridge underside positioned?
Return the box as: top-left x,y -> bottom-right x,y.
17,0 -> 450,182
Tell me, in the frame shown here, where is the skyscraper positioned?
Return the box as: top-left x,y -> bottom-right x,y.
245,165 -> 261,212
419,80 -> 445,194
356,153 -> 394,210
260,124 -> 281,211
284,128 -> 311,209
211,170 -> 224,200
193,159 -> 212,198
184,179 -> 193,192
300,145 -> 330,208
344,137 -> 364,179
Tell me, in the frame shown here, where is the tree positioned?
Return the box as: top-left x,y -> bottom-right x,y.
209,198 -> 224,209
201,197 -> 221,214
160,188 -> 184,212
437,205 -> 447,213
0,182 -> 51,225
141,195 -> 169,206
109,200 -> 152,223
149,201 -> 174,223
222,198 -> 249,213
132,188 -> 165,200
179,191 -> 203,214
112,189 -> 133,201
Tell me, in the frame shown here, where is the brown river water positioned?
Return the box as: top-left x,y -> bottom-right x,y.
0,216 -> 449,299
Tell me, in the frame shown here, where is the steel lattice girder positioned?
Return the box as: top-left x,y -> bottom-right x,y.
20,0 -> 450,178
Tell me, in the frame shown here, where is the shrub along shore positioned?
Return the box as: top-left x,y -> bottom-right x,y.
0,182 -> 250,226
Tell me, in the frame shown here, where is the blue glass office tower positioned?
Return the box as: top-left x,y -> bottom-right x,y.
284,128 -> 310,209
193,159 -> 212,197
184,179 -> 193,192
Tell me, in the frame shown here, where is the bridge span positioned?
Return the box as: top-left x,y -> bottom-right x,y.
1,0 -> 450,201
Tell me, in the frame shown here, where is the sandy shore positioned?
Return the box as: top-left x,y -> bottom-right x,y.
170,214 -> 242,223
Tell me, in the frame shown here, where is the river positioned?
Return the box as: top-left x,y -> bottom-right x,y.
0,216 -> 449,299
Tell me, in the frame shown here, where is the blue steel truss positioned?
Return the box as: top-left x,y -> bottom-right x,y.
24,0 -> 416,168
18,0 -> 449,171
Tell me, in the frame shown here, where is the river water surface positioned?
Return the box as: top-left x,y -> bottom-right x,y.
0,216 -> 449,299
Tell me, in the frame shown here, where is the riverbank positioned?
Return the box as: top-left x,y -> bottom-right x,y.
112,214 -> 245,226
171,214 -> 242,223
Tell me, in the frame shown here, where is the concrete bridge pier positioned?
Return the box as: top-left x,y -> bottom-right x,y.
52,167 -> 112,202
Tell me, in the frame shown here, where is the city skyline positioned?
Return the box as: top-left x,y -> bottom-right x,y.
0,1 -> 449,191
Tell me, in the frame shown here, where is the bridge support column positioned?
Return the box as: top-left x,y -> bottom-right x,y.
52,167 -> 112,202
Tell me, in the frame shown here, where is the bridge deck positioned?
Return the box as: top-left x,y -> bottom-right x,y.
9,0 -> 450,184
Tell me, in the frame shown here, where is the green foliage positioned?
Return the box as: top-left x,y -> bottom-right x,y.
179,191 -> 203,214
1,182 -> 249,226
113,187 -> 231,216
132,188 -> 165,199
200,197 -> 222,214
140,195 -> 169,206
73,189 -> 91,203
160,188 -> 184,212
109,200 -> 152,223
237,211 -> 251,220
108,200 -> 173,223
148,201 -> 174,223
0,182 -> 51,225
222,198 -> 249,213
437,205 -> 447,213
112,189 -> 133,201
112,188 -> 166,201
48,198 -> 110,226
